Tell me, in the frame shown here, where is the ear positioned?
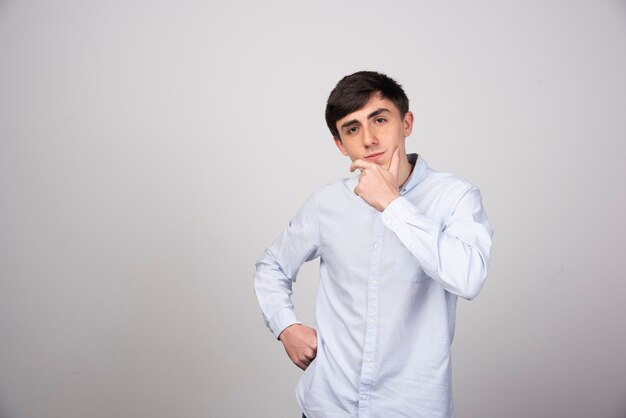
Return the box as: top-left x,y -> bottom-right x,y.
334,137 -> 349,156
403,111 -> 414,136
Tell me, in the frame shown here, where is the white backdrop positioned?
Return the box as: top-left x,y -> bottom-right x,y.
1,1 -> 625,417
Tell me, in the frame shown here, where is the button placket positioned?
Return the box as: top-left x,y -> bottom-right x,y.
358,215 -> 385,417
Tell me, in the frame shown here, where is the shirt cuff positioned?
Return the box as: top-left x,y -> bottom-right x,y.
382,197 -> 437,229
269,308 -> 302,340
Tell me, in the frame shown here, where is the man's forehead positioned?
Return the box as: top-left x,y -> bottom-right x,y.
337,94 -> 398,124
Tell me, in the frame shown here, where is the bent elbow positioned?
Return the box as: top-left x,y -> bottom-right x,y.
451,245 -> 490,300
457,274 -> 486,300
439,258 -> 488,300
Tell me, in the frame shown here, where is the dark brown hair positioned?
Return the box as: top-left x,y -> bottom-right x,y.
325,71 -> 409,139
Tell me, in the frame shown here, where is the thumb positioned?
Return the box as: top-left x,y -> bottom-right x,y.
388,147 -> 400,179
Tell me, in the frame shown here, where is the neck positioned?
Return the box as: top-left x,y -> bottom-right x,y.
396,154 -> 414,188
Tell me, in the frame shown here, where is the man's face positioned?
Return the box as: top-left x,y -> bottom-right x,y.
334,93 -> 414,168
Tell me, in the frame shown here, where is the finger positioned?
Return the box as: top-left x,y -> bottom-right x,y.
350,159 -> 376,173
298,353 -> 315,369
388,147 -> 400,178
303,353 -> 316,367
350,162 -> 365,172
293,354 -> 309,370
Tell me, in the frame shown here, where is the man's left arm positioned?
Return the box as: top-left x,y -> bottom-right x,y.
351,149 -> 493,299
383,186 -> 493,300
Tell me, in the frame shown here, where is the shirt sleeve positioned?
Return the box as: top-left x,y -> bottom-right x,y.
381,186 -> 493,300
253,193 -> 321,339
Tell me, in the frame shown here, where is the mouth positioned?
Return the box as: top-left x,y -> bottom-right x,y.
364,151 -> 385,162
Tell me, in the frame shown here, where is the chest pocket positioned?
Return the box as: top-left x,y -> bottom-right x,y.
394,242 -> 427,283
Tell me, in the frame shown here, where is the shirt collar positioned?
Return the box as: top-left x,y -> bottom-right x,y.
400,153 -> 429,195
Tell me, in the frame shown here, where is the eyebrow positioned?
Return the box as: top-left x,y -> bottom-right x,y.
367,108 -> 390,119
339,108 -> 391,131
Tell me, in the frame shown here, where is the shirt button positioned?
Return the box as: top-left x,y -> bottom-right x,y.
367,318 -> 376,326
360,394 -> 369,400
373,242 -> 380,249
370,279 -> 377,286
364,355 -> 372,363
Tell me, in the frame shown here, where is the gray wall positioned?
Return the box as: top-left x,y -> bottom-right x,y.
1,1 -> 625,417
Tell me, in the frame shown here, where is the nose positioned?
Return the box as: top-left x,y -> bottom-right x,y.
363,126 -> 378,147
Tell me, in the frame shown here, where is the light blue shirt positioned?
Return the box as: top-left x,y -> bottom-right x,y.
254,154 -> 493,418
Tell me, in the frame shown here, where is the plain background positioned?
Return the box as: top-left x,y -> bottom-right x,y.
1,1 -> 625,417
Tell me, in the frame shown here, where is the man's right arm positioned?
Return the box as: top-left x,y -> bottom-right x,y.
253,193 -> 321,368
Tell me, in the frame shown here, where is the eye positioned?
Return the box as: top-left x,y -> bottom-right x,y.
374,117 -> 386,124
346,126 -> 359,135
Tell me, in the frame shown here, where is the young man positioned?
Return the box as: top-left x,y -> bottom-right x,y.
254,71 -> 493,418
